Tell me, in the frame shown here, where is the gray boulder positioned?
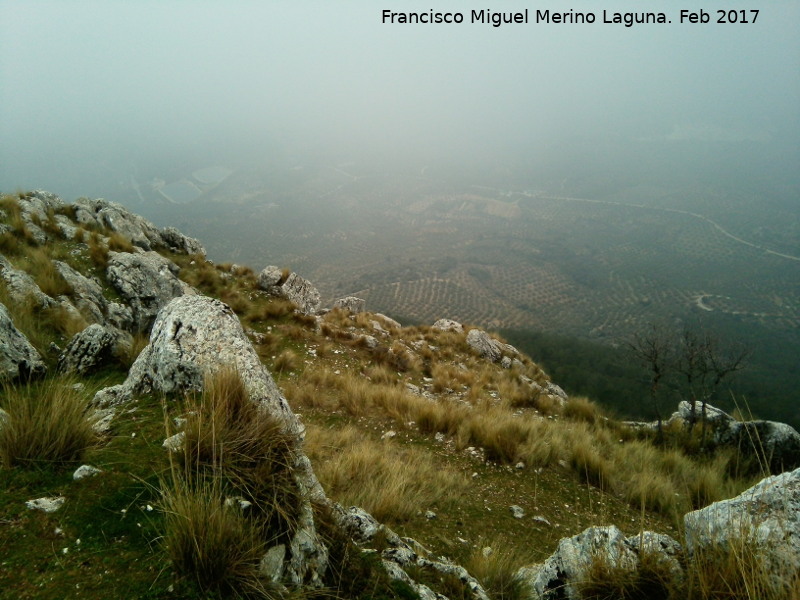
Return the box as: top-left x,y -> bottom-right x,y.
93,294 -> 328,585
0,254 -> 55,309
106,251 -> 192,333
16,190 -> 66,244
53,261 -> 107,324
257,265 -> 284,289
258,266 -> 321,315
432,318 -> 463,333
684,467 -> 800,588
74,197 -> 163,250
466,329 -> 502,362
17,190 -> 65,220
669,401 -> 800,473
332,296 -> 366,314
160,226 -> 205,256
106,302 -> 134,332
335,503 -> 489,600
546,382 -> 569,401
374,313 -> 401,330
466,328 -> 517,363
517,525 -> 682,600
0,302 -> 46,381
57,324 -> 116,375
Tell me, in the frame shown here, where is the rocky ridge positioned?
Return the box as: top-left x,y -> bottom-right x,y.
1,190 -> 799,599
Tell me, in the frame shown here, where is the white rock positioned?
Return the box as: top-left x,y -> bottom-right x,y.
162,432 -> 185,452
510,505 -> 525,519
26,496 -> 66,513
432,319 -> 463,333
684,467 -> 800,583
73,465 -> 102,480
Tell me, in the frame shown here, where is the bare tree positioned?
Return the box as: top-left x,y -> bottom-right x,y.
627,323 -> 674,439
675,328 -> 749,423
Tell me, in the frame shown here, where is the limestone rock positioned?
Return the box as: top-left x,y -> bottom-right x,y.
162,432 -> 185,453
546,382 -> 569,401
16,190 -> 66,244
93,294 -> 328,585
517,525 -> 682,600
106,251 -> 192,333
0,302 -> 46,382
278,271 -> 321,315
258,266 -> 321,315
260,544 -> 287,582
106,302 -> 134,332
669,401 -> 800,472
75,197 -> 164,250
374,313 -> 401,330
26,496 -> 66,513
510,505 -> 525,519
338,506 -> 383,544
160,226 -> 205,256
684,467 -> 800,585
53,261 -> 107,324
332,296 -> 366,314
73,465 -> 102,480
466,328 -> 503,363
257,265 -> 284,289
0,254 -> 55,309
432,318 -> 463,333
57,324 -> 116,375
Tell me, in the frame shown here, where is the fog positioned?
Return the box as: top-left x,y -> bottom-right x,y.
1,0 -> 799,198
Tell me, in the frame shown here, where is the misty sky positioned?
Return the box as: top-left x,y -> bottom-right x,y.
1,0 -> 799,195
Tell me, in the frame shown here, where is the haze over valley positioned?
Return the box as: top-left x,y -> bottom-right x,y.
2,0 -> 798,423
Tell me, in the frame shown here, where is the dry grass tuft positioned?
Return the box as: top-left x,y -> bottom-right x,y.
87,231 -> 109,268
25,249 -> 73,297
563,396 -> 605,425
271,349 -> 298,374
179,367 -> 301,545
684,535 -> 800,600
0,377 -> 100,468
107,231 -> 134,252
118,332 -> 150,369
463,539 -> 533,600
577,548 -> 676,600
306,424 -> 469,523
160,473 -> 268,597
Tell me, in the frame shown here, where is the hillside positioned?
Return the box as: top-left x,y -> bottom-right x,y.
1,190 -> 799,600
133,163 -> 800,428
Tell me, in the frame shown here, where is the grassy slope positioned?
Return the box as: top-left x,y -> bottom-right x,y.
0,193 -> 782,599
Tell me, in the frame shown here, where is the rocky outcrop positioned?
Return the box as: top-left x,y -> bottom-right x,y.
432,318 -> 464,333
517,525 -> 682,600
684,467 -> 800,586
57,324 -> 116,375
53,261 -> 107,324
258,266 -> 321,315
669,401 -> 800,473
69,196 -> 204,255
106,251 -> 193,333
337,504 -> 490,600
0,302 -> 46,382
332,296 -> 366,314
466,328 -> 518,364
0,254 -> 55,309
160,226 -> 205,255
93,294 -> 327,585
15,190 -> 67,244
